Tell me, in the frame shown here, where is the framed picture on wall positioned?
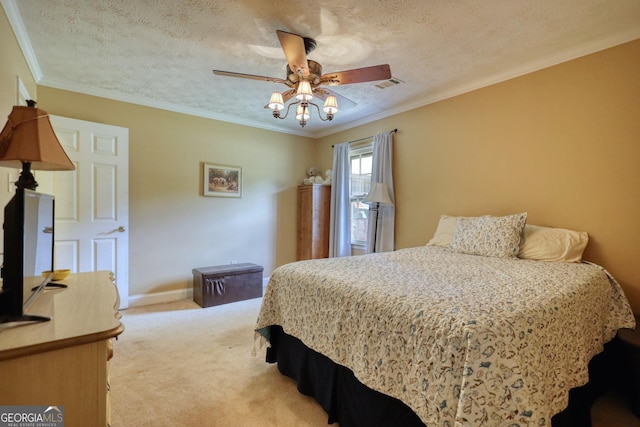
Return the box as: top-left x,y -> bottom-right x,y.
203,163 -> 242,198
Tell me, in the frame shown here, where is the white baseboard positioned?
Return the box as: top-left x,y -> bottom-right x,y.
127,277 -> 270,308
127,288 -> 193,308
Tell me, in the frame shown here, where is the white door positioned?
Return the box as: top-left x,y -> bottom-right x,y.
41,116 -> 129,308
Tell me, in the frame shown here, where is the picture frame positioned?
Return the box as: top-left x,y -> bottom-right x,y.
203,163 -> 242,198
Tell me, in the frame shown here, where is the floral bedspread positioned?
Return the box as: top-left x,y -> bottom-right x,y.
255,246 -> 635,426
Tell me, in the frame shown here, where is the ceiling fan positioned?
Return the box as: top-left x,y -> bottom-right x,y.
213,30 -> 392,127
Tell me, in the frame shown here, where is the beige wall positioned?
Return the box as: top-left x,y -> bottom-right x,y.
3,2 -> 639,311
0,7 -> 38,212
36,88 -> 316,297
0,9 -> 36,112
2,7 -> 316,301
318,39 -> 640,311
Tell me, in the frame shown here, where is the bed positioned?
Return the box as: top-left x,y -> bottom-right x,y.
255,214 -> 635,426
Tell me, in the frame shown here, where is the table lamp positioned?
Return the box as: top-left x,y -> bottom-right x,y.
364,182 -> 393,253
0,100 -> 75,190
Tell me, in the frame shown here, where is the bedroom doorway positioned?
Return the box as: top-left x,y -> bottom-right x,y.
38,115 -> 129,309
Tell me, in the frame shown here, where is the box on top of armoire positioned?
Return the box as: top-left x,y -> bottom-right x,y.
192,263 -> 263,308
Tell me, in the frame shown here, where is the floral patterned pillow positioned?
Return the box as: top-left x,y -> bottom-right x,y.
450,213 -> 527,258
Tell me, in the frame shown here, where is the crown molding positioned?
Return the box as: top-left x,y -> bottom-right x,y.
1,0 -> 43,82
5,0 -> 639,140
37,76 -> 314,137
315,29 -> 640,138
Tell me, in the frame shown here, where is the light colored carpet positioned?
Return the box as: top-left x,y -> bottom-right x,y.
110,297 -> 634,426
110,298 -> 332,426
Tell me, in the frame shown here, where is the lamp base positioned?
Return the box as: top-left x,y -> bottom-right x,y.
370,202 -> 380,253
15,161 -> 38,191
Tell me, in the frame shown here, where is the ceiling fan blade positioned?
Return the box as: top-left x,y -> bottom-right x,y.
276,30 -> 309,77
281,89 -> 296,103
263,89 -> 296,109
213,70 -> 290,86
319,64 -> 391,86
313,88 -> 357,111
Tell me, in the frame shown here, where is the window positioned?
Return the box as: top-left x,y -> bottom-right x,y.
350,144 -> 373,245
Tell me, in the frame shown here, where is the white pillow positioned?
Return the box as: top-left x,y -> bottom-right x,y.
518,224 -> 588,262
450,213 -> 528,258
428,215 -> 589,263
426,214 -> 458,247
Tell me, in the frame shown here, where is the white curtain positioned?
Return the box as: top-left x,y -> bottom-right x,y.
329,142 -> 351,257
366,131 -> 395,253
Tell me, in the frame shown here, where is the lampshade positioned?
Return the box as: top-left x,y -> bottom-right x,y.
295,105 -> 310,121
363,182 -> 393,205
0,104 -> 74,171
322,95 -> 339,115
295,80 -> 313,101
268,91 -> 284,111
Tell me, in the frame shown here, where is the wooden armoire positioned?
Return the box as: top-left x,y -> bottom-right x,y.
297,184 -> 331,260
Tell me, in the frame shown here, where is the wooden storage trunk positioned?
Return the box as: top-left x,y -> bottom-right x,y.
192,263 -> 263,308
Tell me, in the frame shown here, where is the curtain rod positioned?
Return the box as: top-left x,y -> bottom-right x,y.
332,128 -> 398,147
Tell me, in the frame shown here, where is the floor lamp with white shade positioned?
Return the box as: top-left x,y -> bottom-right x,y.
363,182 -> 393,253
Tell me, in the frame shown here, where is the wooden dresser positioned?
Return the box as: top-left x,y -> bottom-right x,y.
297,184 -> 331,260
0,271 -> 124,427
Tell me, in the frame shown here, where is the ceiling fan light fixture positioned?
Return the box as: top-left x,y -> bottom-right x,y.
268,91 -> 284,111
296,80 -> 313,101
214,30 -> 392,129
323,95 -> 339,115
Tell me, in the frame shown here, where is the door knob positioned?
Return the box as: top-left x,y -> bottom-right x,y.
100,226 -> 126,235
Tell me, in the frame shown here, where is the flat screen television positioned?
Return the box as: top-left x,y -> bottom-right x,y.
0,188 -> 57,324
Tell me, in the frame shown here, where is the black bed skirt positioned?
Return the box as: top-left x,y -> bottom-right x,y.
265,325 -> 616,427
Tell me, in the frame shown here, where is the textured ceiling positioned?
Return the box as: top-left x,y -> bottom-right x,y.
3,0 -> 640,137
